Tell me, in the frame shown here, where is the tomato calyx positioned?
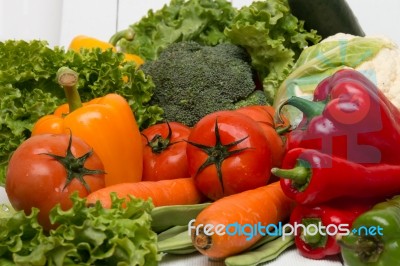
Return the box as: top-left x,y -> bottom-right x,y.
187,118 -> 250,192
40,133 -> 105,193
142,121 -> 181,154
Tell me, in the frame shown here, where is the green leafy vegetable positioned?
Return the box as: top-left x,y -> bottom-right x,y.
112,0 -> 238,61
224,0 -> 321,102
0,40 -> 163,186
0,194 -> 160,265
113,0 -> 320,105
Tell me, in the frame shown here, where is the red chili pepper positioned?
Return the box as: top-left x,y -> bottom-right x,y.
277,69 -> 400,164
290,200 -> 374,260
272,148 -> 400,205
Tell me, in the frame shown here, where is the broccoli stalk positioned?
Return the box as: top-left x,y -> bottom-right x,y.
141,41 -> 267,127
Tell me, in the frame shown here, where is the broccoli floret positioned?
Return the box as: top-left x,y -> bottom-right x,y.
234,90 -> 268,108
141,41 -> 267,126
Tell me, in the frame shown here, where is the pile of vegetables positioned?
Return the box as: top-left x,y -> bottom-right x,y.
2,0 -> 400,265
0,40 -> 162,185
112,0 -> 321,103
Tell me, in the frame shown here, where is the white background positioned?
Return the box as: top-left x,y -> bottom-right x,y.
0,0 -> 399,47
0,1 -> 399,265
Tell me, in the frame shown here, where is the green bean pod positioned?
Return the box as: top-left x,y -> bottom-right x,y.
248,232 -> 280,250
151,202 -> 211,233
157,226 -> 196,255
157,225 -> 188,242
224,235 -> 295,266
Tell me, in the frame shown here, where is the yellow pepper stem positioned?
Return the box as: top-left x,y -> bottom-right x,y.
57,67 -> 83,112
109,28 -> 135,47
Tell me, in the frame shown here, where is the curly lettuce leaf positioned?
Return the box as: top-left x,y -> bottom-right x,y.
224,0 -> 321,103
0,40 -> 163,186
0,194 -> 160,265
116,0 -> 238,61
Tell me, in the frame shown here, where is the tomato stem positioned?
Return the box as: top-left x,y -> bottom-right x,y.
40,131 -> 105,193
186,118 -> 250,193
142,121 -> 182,154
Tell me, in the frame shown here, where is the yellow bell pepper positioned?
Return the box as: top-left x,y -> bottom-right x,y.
32,67 -> 143,186
68,35 -> 144,67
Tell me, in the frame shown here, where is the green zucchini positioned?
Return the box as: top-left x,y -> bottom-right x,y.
288,0 -> 365,39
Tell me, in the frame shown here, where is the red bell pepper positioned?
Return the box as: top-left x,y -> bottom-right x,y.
290,200 -> 373,260
272,148 -> 400,205
276,69 -> 400,164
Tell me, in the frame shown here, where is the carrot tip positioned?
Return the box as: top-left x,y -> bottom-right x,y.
193,229 -> 213,250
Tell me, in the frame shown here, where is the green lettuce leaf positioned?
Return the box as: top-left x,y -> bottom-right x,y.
0,40 -> 163,186
0,194 -> 160,265
116,0 -> 238,61
224,0 -> 321,103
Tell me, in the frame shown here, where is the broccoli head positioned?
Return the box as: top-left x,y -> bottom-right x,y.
141,41 -> 267,126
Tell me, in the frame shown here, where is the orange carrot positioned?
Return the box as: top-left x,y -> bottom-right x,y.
86,178 -> 205,208
190,181 -> 295,259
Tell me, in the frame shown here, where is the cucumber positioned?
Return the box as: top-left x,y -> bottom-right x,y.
288,0 -> 365,39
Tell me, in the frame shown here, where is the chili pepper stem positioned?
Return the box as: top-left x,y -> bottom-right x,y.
57,67 -> 82,112
271,159 -> 311,191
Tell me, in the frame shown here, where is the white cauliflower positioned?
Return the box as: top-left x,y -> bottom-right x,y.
322,33 -> 400,107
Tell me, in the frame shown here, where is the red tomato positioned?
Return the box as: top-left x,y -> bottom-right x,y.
236,105 -> 288,168
235,105 -> 275,126
5,133 -> 105,230
141,122 -> 191,181
186,110 -> 272,200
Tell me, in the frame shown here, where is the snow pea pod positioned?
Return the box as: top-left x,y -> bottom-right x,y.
225,235 -> 294,266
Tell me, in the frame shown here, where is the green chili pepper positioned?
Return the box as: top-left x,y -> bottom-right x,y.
339,195 -> 400,266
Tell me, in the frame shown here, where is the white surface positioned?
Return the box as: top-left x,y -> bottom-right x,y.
0,0 -> 63,47
160,249 -> 343,266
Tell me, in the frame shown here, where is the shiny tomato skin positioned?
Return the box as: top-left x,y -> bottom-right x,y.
186,110 -> 272,200
235,105 -> 275,126
141,122 -> 191,181
5,133 -> 105,230
236,105 -> 286,168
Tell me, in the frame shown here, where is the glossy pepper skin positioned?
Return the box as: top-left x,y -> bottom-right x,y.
290,200 -> 373,260
277,69 -> 400,164
32,67 -> 143,186
272,148 -> 400,205
339,195 -> 400,266
69,35 -> 144,66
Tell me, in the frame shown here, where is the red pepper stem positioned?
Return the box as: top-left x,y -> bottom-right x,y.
300,218 -> 327,248
57,67 -> 82,112
283,96 -> 326,122
302,225 -> 322,244
271,159 -> 311,191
